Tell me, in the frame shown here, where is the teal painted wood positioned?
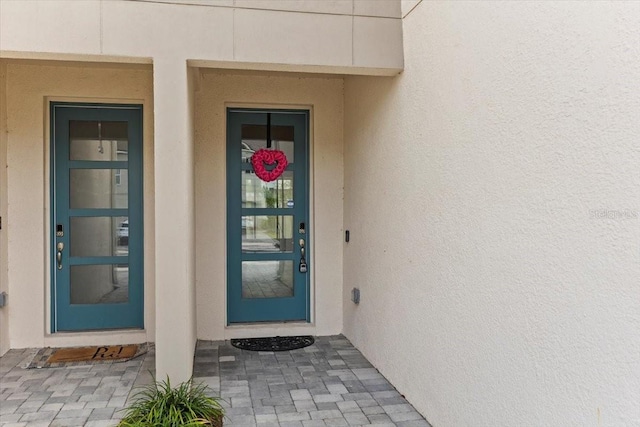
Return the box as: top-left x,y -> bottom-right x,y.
51,103 -> 144,331
69,209 -> 129,217
227,109 -> 310,323
68,161 -> 128,169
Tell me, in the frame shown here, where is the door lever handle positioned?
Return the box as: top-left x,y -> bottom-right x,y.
56,242 -> 64,270
299,239 -> 305,258
298,238 -> 307,273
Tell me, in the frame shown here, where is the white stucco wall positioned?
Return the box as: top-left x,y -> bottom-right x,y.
194,71 -> 344,340
4,61 -> 155,349
152,60 -> 198,382
0,60 -> 9,355
343,2 -> 640,426
0,0 -> 402,76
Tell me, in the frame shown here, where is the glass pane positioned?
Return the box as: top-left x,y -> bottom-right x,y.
70,169 -> 128,209
70,216 -> 128,257
241,124 -> 294,163
242,171 -> 293,208
70,121 -> 128,161
242,261 -> 293,299
70,264 -> 129,304
242,215 -> 293,253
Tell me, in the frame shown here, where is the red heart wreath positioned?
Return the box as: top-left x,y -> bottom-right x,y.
251,149 -> 289,182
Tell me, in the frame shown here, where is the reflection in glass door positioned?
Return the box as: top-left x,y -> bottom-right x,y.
227,109 -> 309,323
51,103 -> 143,331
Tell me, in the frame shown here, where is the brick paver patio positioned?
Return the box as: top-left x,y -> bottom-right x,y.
0,336 -> 430,426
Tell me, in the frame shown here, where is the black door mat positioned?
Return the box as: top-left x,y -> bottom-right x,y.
231,336 -> 314,352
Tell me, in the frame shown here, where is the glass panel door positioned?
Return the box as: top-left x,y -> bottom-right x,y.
227,110 -> 309,323
51,103 -> 143,331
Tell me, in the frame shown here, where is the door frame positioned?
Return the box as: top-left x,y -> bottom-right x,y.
226,107 -> 312,324
49,101 -> 144,332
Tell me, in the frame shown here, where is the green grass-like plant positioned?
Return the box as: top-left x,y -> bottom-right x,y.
118,377 -> 224,427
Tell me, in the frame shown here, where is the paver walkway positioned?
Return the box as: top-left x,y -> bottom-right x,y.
1,336 -> 430,426
0,345 -> 154,427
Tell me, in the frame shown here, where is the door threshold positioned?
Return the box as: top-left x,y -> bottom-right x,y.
227,320 -> 310,327
224,321 -> 315,340
44,329 -> 149,348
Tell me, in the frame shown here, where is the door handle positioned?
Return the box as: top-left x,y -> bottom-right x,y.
298,238 -> 307,273
56,242 -> 64,270
299,238 -> 305,258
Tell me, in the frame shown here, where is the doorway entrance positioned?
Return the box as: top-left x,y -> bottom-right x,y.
50,103 -> 143,331
226,109 -> 310,323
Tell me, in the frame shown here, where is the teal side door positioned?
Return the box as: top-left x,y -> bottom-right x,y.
227,109 -> 310,323
51,103 -> 144,331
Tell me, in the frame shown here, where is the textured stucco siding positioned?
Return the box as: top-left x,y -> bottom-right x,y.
0,61 -> 8,356
3,62 -> 155,350
0,0 -> 403,75
343,2 -> 640,426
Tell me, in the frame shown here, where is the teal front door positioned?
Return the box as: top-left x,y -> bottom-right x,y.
227,109 -> 310,323
51,103 -> 144,331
